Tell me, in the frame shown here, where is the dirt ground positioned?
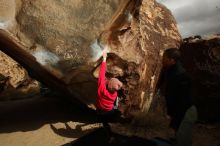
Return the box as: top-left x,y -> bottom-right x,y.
0,95 -> 101,146
0,95 -> 219,146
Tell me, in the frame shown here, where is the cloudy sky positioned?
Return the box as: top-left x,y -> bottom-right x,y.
157,0 -> 220,38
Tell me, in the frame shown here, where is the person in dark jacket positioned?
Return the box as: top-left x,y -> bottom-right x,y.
158,48 -> 198,146
163,48 -> 192,131
158,48 -> 193,131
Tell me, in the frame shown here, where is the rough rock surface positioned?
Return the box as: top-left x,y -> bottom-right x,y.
180,35 -> 220,121
0,0 -> 181,120
0,0 -> 24,88
0,51 -> 28,88
0,50 -> 39,101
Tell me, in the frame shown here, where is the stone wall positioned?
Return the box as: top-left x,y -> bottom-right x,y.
180,35 -> 220,121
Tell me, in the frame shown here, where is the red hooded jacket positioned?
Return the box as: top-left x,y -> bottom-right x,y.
96,61 -> 117,111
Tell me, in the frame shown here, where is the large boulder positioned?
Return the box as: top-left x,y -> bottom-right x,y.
180,35 -> 220,121
0,0 -> 181,119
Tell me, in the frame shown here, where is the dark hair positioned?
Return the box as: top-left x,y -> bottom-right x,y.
164,48 -> 181,61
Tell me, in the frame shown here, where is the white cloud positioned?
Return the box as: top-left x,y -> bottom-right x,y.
157,0 -> 220,38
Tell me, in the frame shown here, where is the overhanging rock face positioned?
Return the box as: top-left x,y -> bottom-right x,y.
0,0 -> 181,118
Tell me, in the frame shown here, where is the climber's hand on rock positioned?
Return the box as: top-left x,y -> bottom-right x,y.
102,51 -> 107,62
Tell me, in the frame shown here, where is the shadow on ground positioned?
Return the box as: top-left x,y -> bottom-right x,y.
0,94 -> 97,134
62,128 -> 171,146
49,122 -> 99,138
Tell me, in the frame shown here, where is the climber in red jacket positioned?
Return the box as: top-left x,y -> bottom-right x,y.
96,50 -> 123,130
96,52 -> 123,111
